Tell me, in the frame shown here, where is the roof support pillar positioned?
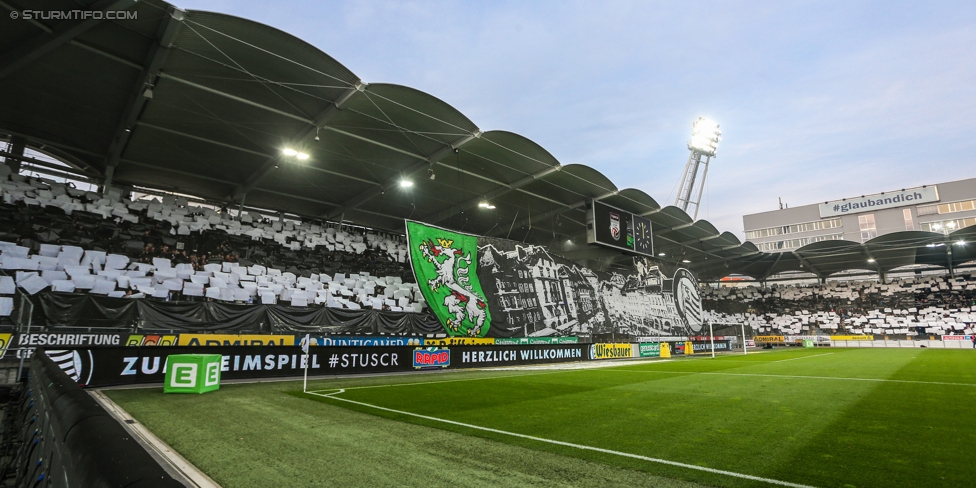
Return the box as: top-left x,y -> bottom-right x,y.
323,131 -> 481,220
230,83 -> 366,201
761,252 -> 784,281
4,136 -> 25,174
422,164 -> 562,224
862,247 -> 882,283
102,165 -> 115,192
793,253 -> 823,280
0,0 -> 137,80
946,237 -> 955,279
492,190 -> 618,237
102,6 -> 184,193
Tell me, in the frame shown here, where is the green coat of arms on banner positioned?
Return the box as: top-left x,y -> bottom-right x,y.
405,221 -> 492,337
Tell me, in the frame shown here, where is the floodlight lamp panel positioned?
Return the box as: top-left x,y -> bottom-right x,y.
399,179 -> 413,188
296,152 -> 309,160
282,148 -> 297,156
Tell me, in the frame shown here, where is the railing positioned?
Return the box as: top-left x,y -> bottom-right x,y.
11,287 -> 34,382
5,352 -> 183,487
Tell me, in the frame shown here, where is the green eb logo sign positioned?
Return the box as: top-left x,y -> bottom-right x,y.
164,354 -> 221,394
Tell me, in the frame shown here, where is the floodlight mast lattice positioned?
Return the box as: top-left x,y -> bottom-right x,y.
674,117 -> 721,220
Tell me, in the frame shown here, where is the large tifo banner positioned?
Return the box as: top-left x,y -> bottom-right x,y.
406,220 -> 704,339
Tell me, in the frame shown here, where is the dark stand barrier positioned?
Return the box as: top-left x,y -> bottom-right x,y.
35,292 -> 444,335
8,352 -> 182,487
44,344 -> 593,388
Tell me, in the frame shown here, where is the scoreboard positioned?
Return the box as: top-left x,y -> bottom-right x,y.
587,200 -> 654,257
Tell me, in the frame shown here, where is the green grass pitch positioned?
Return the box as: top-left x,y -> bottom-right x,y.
106,348 -> 976,487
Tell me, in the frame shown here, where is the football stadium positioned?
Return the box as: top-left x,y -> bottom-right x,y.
0,1 -> 974,487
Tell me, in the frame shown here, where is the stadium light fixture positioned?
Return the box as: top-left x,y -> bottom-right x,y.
296,152 -> 309,160
399,179 -> 413,188
867,258 -> 876,263
658,252 -> 666,257
478,201 -> 496,209
955,240 -> 966,246
688,117 -> 722,157
282,148 -> 298,156
682,259 -> 691,263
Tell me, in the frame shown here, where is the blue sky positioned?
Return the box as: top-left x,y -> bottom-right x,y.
177,0 -> 976,237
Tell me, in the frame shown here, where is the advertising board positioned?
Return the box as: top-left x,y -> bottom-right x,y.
177,334 -> 294,346
0,333 -> 12,359
306,336 -> 425,347
638,342 -> 660,357
126,334 -> 178,346
785,335 -> 831,343
422,337 -> 495,346
413,348 -> 451,369
14,333 -> 125,359
590,343 -> 635,359
455,344 -> 588,367
52,346 -> 415,387
690,341 -> 731,353
50,343 -> 593,387
494,337 -> 580,345
942,335 -> 973,341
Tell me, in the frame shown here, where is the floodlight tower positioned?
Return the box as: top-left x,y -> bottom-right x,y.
674,117 -> 721,220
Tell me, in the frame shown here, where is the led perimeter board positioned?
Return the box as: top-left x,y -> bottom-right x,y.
587,200 -> 653,257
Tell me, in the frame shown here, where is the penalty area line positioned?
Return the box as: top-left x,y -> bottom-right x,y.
306,390 -> 816,488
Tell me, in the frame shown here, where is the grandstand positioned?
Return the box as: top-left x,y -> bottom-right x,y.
703,274 -> 976,338
0,1 -> 974,487
0,172 -> 421,310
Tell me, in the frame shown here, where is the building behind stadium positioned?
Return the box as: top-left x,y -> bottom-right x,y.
744,177 -> 976,253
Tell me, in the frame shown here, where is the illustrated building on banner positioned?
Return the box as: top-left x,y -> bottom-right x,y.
478,239 -> 700,338
407,220 -> 702,339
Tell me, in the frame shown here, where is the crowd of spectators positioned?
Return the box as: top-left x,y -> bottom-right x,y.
0,172 -> 428,319
702,273 -> 976,337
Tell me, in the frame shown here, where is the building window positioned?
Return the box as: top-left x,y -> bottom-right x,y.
745,218 -> 842,240
922,217 -> 976,233
754,233 -> 844,252
937,199 -> 976,214
858,214 -> 877,242
903,209 -> 914,231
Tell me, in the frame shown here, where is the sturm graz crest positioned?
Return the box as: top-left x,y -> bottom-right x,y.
609,212 -> 621,241
418,237 -> 489,336
672,268 -> 703,333
46,349 -> 94,385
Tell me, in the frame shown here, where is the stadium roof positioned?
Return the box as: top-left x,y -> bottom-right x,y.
1,0 -> 972,281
